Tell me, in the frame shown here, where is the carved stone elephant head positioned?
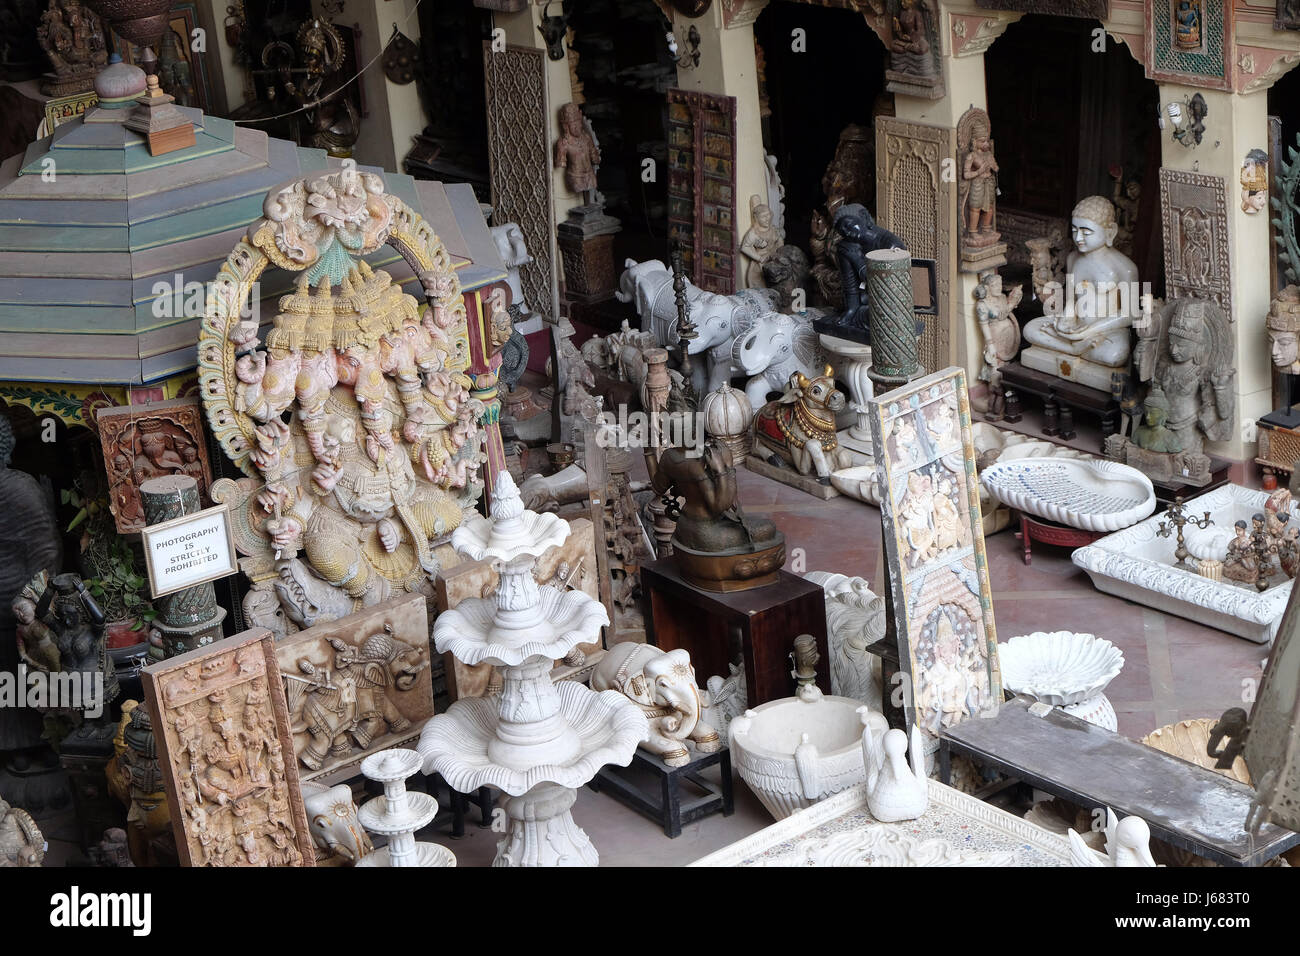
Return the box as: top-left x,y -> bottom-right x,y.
302,782 -> 373,865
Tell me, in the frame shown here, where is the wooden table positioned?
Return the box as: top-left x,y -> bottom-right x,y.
998,361 -> 1120,442
642,559 -> 830,707
588,746 -> 734,838
1014,513 -> 1105,565
938,697 -> 1300,867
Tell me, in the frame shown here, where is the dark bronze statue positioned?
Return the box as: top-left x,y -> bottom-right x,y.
643,440 -> 785,592
832,203 -> 907,335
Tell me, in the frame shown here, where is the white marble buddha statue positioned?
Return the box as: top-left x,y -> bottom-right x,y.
1020,195 -> 1141,390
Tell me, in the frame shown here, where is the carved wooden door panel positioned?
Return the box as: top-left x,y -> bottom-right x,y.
875,117 -> 953,372
666,88 -> 738,294
483,42 -> 555,320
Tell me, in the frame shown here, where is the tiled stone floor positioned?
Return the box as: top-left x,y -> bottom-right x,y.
39,465 -> 1271,867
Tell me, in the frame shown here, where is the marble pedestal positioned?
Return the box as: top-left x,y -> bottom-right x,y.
1020,345 -> 1124,393
819,333 -> 874,461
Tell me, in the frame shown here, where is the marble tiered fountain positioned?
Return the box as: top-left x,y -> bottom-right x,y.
418,472 -> 648,866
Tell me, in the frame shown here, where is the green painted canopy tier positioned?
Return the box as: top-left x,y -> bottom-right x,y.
0,98 -> 506,386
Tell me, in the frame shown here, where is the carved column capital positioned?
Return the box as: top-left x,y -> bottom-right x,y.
949,11 -> 1021,58
722,0 -> 771,30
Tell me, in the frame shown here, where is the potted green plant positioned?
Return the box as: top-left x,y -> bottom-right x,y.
63,485 -> 157,649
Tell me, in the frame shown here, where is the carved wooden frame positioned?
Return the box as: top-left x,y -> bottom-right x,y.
868,367 -> 1001,740
974,0 -> 1106,16
875,117 -> 953,373
1159,167 -> 1233,320
1144,0 -> 1234,92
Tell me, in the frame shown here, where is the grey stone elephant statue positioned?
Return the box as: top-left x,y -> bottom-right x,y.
591,642 -> 722,767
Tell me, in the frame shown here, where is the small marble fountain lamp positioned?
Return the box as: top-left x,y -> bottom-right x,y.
418,472 -> 648,866
356,749 -> 455,868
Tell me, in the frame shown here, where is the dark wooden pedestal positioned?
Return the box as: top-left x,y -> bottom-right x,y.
641,559 -> 830,707
588,746 -> 734,838
1014,513 -> 1106,565
997,362 -> 1120,444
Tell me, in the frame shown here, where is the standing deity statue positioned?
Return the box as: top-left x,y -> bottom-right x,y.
973,270 -> 1022,419
959,111 -> 1000,249
740,194 -> 784,289
554,102 -> 601,205
1131,298 -> 1234,456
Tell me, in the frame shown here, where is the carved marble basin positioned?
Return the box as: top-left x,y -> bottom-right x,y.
1073,484 -> 1292,644
729,694 -> 887,821
980,458 -> 1156,532
998,632 -> 1124,707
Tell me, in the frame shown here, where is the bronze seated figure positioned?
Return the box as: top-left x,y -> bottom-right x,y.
644,440 -> 785,592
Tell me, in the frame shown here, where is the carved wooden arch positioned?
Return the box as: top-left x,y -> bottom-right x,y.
197,172 -> 470,477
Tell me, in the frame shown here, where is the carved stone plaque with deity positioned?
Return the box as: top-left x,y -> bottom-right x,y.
142,629 -> 315,867
96,397 -> 213,534
876,117 -> 953,373
275,594 -> 433,782
1159,168 -> 1233,319
868,368 -> 1002,739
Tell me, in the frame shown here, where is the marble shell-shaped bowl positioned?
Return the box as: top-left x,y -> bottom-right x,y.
729,696 -> 886,821
997,632 -> 1124,707
980,458 -> 1156,533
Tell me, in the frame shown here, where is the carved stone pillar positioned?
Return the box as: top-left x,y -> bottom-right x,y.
866,249 -> 921,391
139,475 -> 226,659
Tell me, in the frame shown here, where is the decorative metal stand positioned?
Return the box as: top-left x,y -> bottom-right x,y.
1156,496 -> 1213,570
671,245 -> 699,409
356,749 -> 455,867
139,474 -> 225,658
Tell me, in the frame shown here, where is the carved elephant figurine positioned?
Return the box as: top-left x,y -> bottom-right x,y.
591,642 -> 722,767
731,310 -> 828,409
302,782 -> 373,865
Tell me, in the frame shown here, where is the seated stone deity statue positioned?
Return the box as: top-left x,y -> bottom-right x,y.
1021,196 -> 1141,390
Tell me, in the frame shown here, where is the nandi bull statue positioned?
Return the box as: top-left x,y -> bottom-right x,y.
616,258 -> 780,394
752,367 -> 853,485
591,643 -> 722,767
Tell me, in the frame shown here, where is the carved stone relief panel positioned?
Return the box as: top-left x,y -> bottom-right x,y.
142,629 -> 315,867
274,594 -> 434,782
1159,168 -> 1233,319
96,397 -> 213,533
876,117 -> 952,374
484,43 -> 555,320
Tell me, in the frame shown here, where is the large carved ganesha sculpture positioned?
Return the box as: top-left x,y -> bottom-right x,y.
199,167 -> 487,627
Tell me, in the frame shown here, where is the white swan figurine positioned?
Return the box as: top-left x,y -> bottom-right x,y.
862,724 -> 928,822
1067,808 -> 1160,867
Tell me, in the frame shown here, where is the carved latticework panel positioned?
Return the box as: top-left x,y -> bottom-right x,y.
876,117 -> 953,373
1159,168 -> 1232,319
484,43 -> 555,320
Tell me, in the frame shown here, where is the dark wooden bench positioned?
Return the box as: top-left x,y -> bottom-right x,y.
588,746 -> 734,838
998,361 -> 1120,442
938,696 -> 1300,866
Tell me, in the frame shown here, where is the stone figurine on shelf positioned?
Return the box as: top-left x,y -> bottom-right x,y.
886,0 -> 942,98
830,204 -> 907,335
554,102 -> 601,205
740,194 -> 784,289
752,367 -> 853,485
1020,196 -> 1143,391
0,796 -> 43,867
643,439 -> 785,592
591,643 -> 722,767
973,270 -> 1022,420
1025,236 -> 1064,304
957,108 -> 1006,271
1241,149 -> 1269,215
490,222 -> 540,325
37,0 -> 107,96
198,167 -> 486,628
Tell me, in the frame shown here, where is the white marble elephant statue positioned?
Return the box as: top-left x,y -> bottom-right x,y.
591,642 -> 722,767
302,782 -> 374,865
616,258 -> 780,394
731,310 -> 829,408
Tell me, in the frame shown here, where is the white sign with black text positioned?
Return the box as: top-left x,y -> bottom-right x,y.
141,504 -> 238,598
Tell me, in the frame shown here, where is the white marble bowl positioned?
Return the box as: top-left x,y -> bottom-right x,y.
729,696 -> 887,820
980,458 -> 1156,532
997,631 -> 1125,707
